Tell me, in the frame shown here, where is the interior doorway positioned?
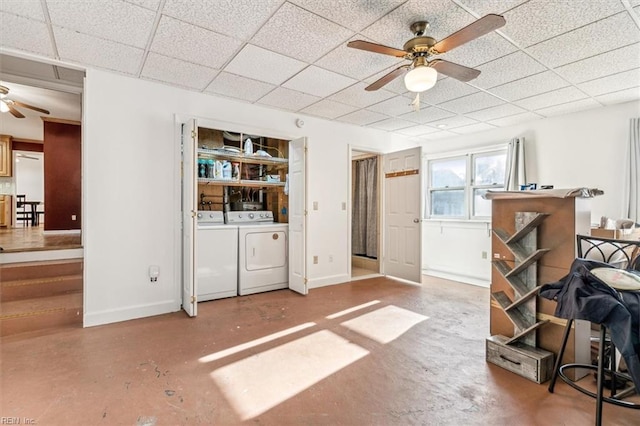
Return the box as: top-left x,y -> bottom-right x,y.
350,149 -> 381,279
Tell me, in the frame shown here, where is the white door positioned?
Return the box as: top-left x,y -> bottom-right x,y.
383,147 -> 422,284
181,119 -> 198,316
288,137 -> 307,295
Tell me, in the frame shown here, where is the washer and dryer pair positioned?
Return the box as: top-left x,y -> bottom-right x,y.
196,210 -> 288,301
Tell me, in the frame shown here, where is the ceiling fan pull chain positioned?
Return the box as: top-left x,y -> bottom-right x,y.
411,93 -> 420,112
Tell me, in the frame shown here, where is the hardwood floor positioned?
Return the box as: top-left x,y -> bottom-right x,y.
0,225 -> 81,252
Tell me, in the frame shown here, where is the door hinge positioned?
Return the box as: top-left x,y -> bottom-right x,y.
191,296 -> 197,303
304,278 -> 308,284
191,210 -> 196,218
304,210 -> 308,216
191,129 -> 196,140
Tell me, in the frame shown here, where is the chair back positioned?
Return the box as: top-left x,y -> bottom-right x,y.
16,194 -> 26,207
577,234 -> 640,271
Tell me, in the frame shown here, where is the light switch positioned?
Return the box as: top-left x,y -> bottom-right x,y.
313,201 -> 318,210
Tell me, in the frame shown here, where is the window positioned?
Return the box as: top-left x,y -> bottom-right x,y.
427,149 -> 506,219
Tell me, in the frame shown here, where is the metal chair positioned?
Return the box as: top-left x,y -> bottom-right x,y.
547,234 -> 640,426
15,194 -> 32,226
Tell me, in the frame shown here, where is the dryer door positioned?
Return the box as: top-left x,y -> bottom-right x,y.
244,230 -> 287,270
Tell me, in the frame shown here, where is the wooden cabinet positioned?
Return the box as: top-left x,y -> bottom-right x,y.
486,190 -> 595,380
0,195 -> 12,227
0,135 -> 12,177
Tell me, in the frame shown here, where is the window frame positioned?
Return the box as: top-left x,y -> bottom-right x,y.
425,146 -> 507,221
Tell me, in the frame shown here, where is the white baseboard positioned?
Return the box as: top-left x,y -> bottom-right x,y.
308,273 -> 351,289
0,248 -> 84,264
83,300 -> 179,327
43,229 -> 81,235
423,269 -> 490,288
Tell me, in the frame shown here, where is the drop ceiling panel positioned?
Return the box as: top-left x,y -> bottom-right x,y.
438,92 -> 504,114
150,16 -> 243,70
126,0 -> 162,12
300,99 -> 359,119
289,0 -> 406,32
367,94 -> 416,116
450,122 -> 498,134
595,87 -> 640,105
426,115 -> 480,129
282,66 -> 357,97
555,43 -> 640,84
457,0 -> 528,16
472,51 -> 546,89
400,106 -> 456,124
526,13 -> 640,69
515,86 -> 588,111
535,98 -> 601,118
141,53 -> 217,90
489,71 -> 570,102
54,26 -> 144,75
315,36 -> 403,80
223,44 -> 306,86
256,87 -> 320,112
47,0 -> 156,48
369,117 -> 416,131
0,0 -> 44,21
205,72 -> 276,102
397,124 -> 440,137
488,111 -> 543,127
251,2 -> 354,63
420,77 -> 478,105
327,83 -> 396,108
0,13 -> 53,57
578,68 -> 640,97
337,109 -> 388,125
465,103 -> 527,122
501,0 -> 624,47
162,0 -> 283,40
420,130 -> 457,140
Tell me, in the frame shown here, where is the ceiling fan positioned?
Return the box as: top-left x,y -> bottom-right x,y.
347,14 -> 506,93
0,84 -> 50,118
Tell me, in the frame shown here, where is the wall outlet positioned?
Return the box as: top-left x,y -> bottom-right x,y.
341,202 -> 346,211
313,255 -> 318,264
313,201 -> 318,210
481,251 -> 487,259
328,255 -> 333,263
71,214 -> 77,220
149,265 -> 159,282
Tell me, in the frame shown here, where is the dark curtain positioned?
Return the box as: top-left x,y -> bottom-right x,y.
352,157 -> 377,258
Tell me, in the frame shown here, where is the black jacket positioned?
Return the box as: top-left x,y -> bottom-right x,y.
539,258 -> 640,390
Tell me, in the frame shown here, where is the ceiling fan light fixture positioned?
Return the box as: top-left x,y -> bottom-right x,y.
0,100 -> 9,113
404,66 -> 437,92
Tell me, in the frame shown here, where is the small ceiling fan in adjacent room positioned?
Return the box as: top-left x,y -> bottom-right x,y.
0,84 -> 50,118
347,14 -> 506,97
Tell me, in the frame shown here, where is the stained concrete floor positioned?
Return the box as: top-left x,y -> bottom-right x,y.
1,276 -> 638,425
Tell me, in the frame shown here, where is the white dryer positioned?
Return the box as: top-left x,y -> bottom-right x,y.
197,211 -> 238,301
226,211 -> 288,296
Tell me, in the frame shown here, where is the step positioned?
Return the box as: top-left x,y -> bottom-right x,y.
1,274 -> 83,302
0,259 -> 83,282
0,293 -> 83,337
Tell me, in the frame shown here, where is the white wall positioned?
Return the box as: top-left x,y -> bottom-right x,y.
14,151 -> 44,210
83,69 -> 416,326
421,100 -> 640,287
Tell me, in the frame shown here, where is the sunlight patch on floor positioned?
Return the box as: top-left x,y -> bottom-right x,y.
325,300 -> 380,319
340,305 -> 428,344
198,322 -> 317,363
210,330 -> 369,420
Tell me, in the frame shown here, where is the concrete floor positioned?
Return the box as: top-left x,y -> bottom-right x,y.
1,276 -> 638,425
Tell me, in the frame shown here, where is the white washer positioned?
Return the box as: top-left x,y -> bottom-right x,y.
197,211 -> 238,301
226,211 -> 288,296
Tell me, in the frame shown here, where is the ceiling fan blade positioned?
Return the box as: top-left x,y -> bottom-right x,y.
347,40 -> 407,58
6,102 -> 25,118
430,14 -> 506,54
12,100 -> 50,115
430,59 -> 480,82
365,65 -> 409,91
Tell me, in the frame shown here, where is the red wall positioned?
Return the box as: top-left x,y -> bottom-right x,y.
44,121 -> 81,231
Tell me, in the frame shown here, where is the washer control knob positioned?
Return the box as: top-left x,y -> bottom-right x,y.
249,213 -> 255,219
197,213 -> 203,219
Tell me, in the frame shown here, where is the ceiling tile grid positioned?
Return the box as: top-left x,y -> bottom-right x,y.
205,72 -> 276,103
1,0 -> 639,142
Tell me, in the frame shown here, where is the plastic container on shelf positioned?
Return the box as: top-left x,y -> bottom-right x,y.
198,158 -> 206,178
222,161 -> 232,180
206,159 -> 215,178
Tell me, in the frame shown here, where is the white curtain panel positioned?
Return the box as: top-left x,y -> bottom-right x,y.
504,137 -> 526,191
623,118 -> 640,223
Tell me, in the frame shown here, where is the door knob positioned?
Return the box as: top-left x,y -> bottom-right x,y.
413,218 -> 420,223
